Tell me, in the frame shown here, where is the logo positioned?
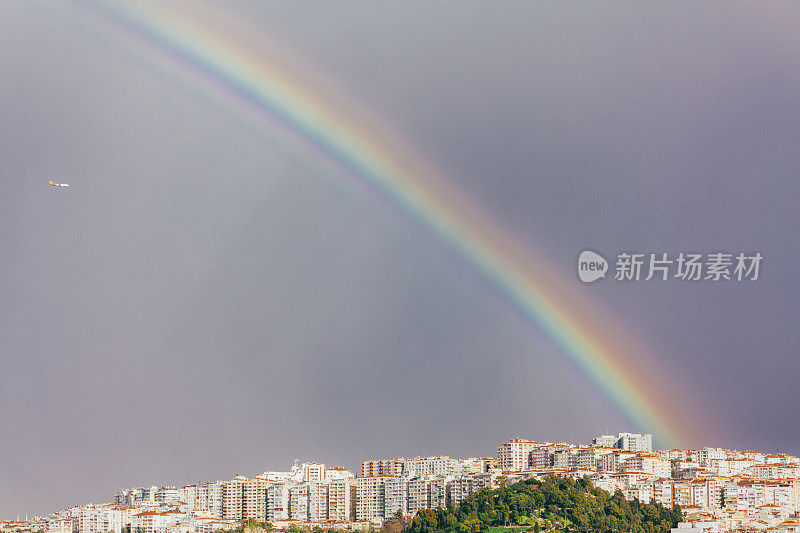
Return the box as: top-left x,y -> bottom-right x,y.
578,250 -> 608,283
577,250 -> 762,283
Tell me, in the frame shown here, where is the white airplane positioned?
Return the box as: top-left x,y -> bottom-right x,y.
50,179 -> 69,188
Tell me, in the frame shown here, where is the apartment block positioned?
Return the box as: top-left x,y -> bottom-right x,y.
356,476 -> 388,522
302,463 -> 325,482
308,482 -> 329,522
361,459 -> 404,478
266,482 -> 290,521
243,475 -> 268,520
497,438 -> 544,471
384,476 -> 409,517
289,483 -> 309,521
403,457 -> 456,477
592,432 -> 652,452
327,479 -> 356,522
222,476 -> 246,520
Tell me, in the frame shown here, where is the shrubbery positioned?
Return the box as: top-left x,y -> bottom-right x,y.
406,475 -> 681,533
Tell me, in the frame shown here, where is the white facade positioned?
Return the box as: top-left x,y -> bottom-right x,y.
497,438 -> 544,471
243,476 -> 268,520
327,479 -> 356,522
266,482 -> 290,521
302,463 -> 325,482
356,476 -> 387,522
403,457 -> 456,478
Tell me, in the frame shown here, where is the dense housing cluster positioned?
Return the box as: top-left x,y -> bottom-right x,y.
2,432 -> 799,533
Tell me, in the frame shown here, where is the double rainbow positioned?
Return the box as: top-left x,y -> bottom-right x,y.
79,0 -> 704,449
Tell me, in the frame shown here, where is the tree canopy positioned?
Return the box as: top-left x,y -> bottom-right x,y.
406,476 -> 681,533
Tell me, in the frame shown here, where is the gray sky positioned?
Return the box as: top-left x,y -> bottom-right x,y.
1,0 -> 799,518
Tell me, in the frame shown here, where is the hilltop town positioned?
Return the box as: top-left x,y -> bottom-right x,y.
3,433 -> 800,533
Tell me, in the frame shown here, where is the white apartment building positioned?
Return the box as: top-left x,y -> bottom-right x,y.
652,478 -> 677,508
673,461 -> 702,479
384,476 -> 409,517
744,451 -> 767,464
429,477 -> 448,510
194,518 -> 238,533
531,444 -> 568,470
617,433 -> 653,452
179,485 -> 198,512
130,510 -> 186,533
592,435 -> 618,448
115,489 -> 137,506
552,447 -> 580,470
497,438 -> 545,471
308,482 -> 329,522
243,476 -> 268,520
302,463 -> 325,482
403,457 -> 456,478
67,504 -> 137,533
356,476 -> 388,522
407,478 -> 430,516
47,517 -> 76,533
266,482 -> 290,521
289,483 -> 309,521
672,479 -> 693,508
327,479 -> 356,522
448,473 -> 496,506
601,451 -> 636,472
697,448 -> 727,468
115,487 -> 158,506
575,447 -> 613,470
733,481 -> 800,513
453,458 -> 496,475
592,433 -> 652,452
156,487 -> 180,505
325,467 -> 356,481
752,464 -> 800,480
207,482 -> 223,519
688,478 -> 724,509
621,453 -> 671,478
222,477 -> 246,520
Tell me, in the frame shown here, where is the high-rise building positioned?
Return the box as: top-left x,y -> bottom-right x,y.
497,438 -> 546,471
384,476 -> 409,517
243,475 -> 269,520
617,433 -> 653,452
208,482 -> 224,519
222,476 -> 247,520
327,479 -> 356,522
302,463 -> 325,482
403,457 -> 456,477
266,482 -> 290,521
592,432 -> 653,452
361,459 -> 404,478
356,476 -> 388,522
308,482 -> 329,522
592,435 -> 618,448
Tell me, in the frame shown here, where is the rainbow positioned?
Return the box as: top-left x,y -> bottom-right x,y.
78,0 -> 704,449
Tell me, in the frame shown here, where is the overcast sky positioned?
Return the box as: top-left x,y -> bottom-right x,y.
2,0 -> 800,518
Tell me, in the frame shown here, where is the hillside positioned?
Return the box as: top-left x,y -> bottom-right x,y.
403,475 -> 682,533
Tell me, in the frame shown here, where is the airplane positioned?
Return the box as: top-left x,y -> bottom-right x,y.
50,179 -> 69,187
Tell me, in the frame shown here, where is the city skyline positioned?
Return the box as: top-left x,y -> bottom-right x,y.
4,431 -> 800,533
